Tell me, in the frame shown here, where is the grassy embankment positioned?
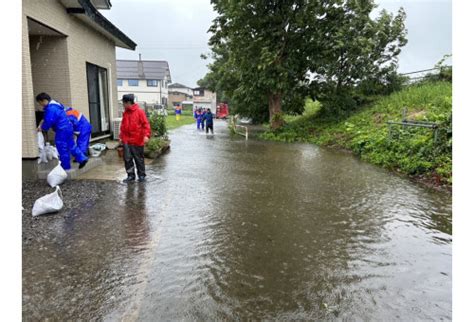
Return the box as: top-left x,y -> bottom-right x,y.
261,81 -> 452,187
166,108 -> 196,130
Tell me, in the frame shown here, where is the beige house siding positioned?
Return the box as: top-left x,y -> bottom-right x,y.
169,92 -> 192,107
193,89 -> 217,113
29,35 -> 72,110
23,0 -> 120,158
22,14 -> 37,158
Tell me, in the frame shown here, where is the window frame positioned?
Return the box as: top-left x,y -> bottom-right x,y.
128,79 -> 139,86
147,79 -> 159,87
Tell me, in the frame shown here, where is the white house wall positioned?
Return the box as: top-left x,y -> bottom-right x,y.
117,79 -> 169,105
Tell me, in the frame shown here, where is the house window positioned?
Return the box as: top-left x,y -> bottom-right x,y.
116,79 -> 123,86
194,89 -> 204,96
128,79 -> 139,86
86,63 -> 110,137
147,79 -> 158,87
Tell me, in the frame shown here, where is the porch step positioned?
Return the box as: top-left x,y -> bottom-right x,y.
37,157 -> 103,180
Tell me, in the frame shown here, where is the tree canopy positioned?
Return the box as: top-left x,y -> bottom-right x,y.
200,0 -> 407,128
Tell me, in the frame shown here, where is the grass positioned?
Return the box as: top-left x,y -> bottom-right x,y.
261,81 -> 452,186
166,108 -> 196,130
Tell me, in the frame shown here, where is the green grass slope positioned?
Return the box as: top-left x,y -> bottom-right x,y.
261,81 -> 452,186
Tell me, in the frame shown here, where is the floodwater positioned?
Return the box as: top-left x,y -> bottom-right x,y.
23,120 -> 452,320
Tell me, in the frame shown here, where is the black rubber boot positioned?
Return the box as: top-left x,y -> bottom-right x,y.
123,175 -> 136,183
138,176 -> 146,182
78,160 -> 88,169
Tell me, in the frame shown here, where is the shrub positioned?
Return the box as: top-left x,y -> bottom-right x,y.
146,137 -> 167,152
148,111 -> 167,138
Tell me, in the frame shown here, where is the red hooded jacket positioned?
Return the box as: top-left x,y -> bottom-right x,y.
120,103 -> 151,146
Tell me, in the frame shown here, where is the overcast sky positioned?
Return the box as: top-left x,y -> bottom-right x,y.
102,0 -> 452,87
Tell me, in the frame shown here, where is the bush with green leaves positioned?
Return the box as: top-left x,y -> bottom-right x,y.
148,110 -> 167,138
145,137 -> 168,153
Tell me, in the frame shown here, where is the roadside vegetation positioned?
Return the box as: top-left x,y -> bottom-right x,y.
145,110 -> 170,158
166,108 -> 195,130
261,80 -> 452,186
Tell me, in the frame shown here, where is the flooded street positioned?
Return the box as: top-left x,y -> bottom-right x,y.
22,120 -> 452,320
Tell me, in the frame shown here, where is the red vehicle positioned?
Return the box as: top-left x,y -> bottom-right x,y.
216,103 -> 229,119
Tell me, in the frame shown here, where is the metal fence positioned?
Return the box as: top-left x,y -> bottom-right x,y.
400,66 -> 452,84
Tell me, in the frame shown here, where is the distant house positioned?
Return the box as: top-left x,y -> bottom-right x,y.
168,91 -> 193,108
22,0 -> 136,176
116,57 -> 172,106
192,87 -> 217,114
168,83 -> 193,97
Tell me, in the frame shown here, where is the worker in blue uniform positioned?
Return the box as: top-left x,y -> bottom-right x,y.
36,93 -> 88,170
202,108 -> 214,134
194,108 -> 204,130
64,106 -> 92,156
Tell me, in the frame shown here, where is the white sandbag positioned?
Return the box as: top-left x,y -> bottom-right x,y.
32,186 -> 63,217
45,143 -> 59,160
51,146 -> 59,160
37,132 -> 48,164
37,131 -> 45,149
91,143 -> 107,151
89,143 -> 107,158
47,162 -> 68,187
38,151 -> 48,164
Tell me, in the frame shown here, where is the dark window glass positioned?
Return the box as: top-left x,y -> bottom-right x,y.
147,79 -> 158,87
86,63 -> 110,137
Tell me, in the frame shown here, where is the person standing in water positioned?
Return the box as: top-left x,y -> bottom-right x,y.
202,108 -> 214,134
119,94 -> 151,183
194,108 -> 203,130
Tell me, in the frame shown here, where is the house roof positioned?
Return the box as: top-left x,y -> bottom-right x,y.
169,83 -> 191,89
60,0 -> 136,50
116,59 -> 172,81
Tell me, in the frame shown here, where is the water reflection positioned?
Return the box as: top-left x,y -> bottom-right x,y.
23,122 -> 452,320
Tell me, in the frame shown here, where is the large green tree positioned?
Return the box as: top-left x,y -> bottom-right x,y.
309,0 -> 407,113
201,0 -> 407,128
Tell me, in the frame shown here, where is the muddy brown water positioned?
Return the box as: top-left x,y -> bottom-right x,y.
22,120 -> 451,320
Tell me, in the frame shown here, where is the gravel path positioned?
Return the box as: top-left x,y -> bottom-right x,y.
22,179 -> 120,243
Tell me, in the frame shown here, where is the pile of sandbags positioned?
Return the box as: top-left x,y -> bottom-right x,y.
37,132 -> 59,164
32,135 -> 68,216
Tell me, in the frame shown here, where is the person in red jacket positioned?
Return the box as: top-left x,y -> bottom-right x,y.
119,94 -> 151,182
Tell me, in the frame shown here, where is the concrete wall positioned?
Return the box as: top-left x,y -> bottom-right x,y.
23,0 -> 120,158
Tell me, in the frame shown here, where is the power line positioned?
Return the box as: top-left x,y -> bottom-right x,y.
138,46 -> 209,50
400,67 -> 444,75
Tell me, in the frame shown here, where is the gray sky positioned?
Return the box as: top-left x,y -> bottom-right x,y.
102,0 -> 451,87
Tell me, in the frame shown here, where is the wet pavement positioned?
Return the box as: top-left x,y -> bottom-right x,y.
76,149 -> 156,181
22,120 -> 452,320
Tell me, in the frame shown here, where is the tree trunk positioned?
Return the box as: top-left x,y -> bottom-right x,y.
269,93 -> 284,130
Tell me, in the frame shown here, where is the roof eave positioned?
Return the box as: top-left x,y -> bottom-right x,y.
63,0 -> 136,50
